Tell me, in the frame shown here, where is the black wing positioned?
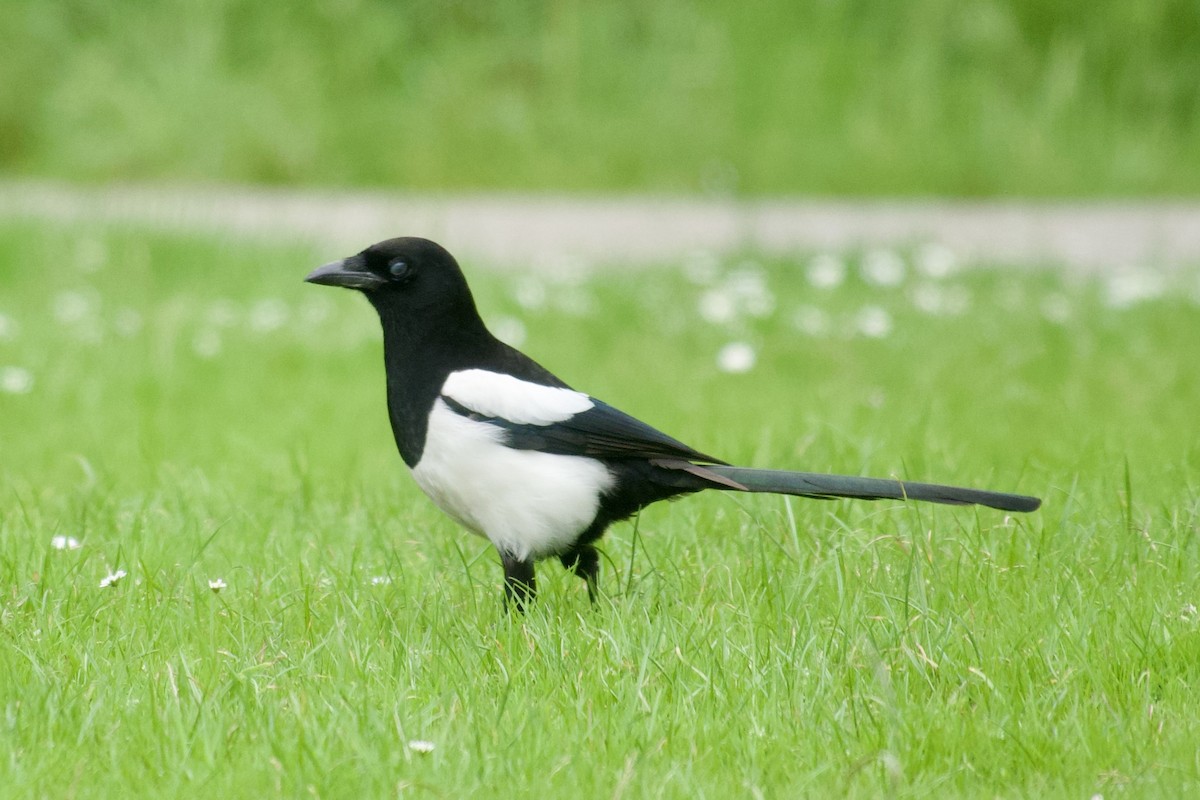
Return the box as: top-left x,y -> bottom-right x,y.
442,395 -> 728,465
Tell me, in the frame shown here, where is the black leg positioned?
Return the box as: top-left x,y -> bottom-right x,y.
501,553 -> 536,612
559,545 -> 601,604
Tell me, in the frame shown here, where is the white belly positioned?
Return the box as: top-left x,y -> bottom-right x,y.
411,399 -> 615,561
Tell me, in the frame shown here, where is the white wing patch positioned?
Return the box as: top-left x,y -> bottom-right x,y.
441,368 -> 593,426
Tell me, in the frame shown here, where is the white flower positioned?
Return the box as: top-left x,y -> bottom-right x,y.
249,299 -> 288,332
192,330 -> 222,359
698,289 -> 738,324
99,569 -> 127,588
51,536 -> 82,551
915,243 -> 959,279
0,366 -> 33,394
53,291 -> 94,324
725,265 -> 774,318
205,300 -> 239,328
855,306 -> 893,338
807,254 -> 846,289
1040,293 -> 1072,324
791,306 -> 830,336
1106,269 -> 1165,309
408,740 -> 436,754
554,287 -> 595,317
879,750 -> 903,782
911,284 -> 970,316
716,342 -> 756,374
489,316 -> 527,347
298,296 -> 333,325
861,249 -> 906,287
74,321 -> 105,345
699,269 -> 775,323
911,284 -> 943,315
515,278 -> 546,310
208,578 -> 227,592
370,576 -> 392,586
50,289 -> 103,346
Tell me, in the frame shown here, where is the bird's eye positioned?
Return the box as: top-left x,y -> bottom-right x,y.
388,259 -> 411,280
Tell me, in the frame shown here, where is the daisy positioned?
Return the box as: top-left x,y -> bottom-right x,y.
0,366 -> 33,394
99,569 -> 127,588
716,342 -> 756,374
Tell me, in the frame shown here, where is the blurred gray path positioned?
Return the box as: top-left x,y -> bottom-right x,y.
2,180 -> 1198,272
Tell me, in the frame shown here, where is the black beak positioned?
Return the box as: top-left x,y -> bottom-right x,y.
304,257 -> 386,290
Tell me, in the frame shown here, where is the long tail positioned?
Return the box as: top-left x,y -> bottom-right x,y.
703,465 -> 1041,513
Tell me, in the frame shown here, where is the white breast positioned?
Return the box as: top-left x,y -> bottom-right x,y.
411,398 -> 615,561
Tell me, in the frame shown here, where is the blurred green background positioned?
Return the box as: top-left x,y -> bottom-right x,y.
4,0 -> 1199,196
5,5 -> 1200,796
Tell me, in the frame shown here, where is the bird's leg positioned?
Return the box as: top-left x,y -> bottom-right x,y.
501,553 -> 536,612
559,545 -> 601,604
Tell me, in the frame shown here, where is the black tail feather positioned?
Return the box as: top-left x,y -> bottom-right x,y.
704,465 -> 1041,513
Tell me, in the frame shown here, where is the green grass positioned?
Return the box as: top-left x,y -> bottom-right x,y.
2,223 -> 1200,798
4,0 -> 1200,196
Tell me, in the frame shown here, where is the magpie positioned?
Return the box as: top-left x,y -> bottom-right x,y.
306,237 -> 1041,609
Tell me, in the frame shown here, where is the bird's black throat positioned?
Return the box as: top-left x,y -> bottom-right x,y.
371,298 -> 496,467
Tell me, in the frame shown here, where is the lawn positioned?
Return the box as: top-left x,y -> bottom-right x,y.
4,0 -> 1200,196
1,223 -> 1199,797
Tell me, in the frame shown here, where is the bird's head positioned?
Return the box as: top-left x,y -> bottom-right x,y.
305,237 -> 479,320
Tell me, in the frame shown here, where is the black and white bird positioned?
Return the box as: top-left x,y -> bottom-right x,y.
306,237 -> 1041,609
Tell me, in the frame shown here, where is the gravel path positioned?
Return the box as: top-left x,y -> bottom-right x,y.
3,180 -> 1198,272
